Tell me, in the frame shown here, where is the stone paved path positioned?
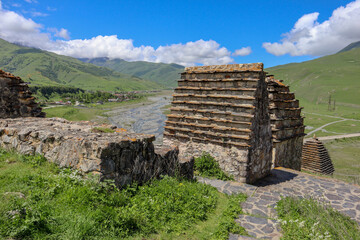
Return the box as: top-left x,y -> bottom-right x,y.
198,167 -> 360,240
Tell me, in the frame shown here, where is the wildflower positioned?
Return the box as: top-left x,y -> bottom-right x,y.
299,221 -> 305,228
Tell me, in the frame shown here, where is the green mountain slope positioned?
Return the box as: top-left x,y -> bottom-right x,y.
338,41 -> 360,53
79,57 -> 184,88
266,48 -> 360,108
0,39 -> 161,91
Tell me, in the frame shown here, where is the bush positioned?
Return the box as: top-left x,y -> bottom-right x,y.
276,196 -> 360,240
213,193 -> 247,239
194,152 -> 234,181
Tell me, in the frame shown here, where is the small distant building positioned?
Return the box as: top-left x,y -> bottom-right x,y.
301,137 -> 335,175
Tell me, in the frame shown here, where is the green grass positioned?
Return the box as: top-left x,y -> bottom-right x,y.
194,152 -> 234,181
43,95 -> 150,122
324,137 -> 360,185
276,197 -> 360,240
0,38 -> 161,91
44,106 -> 104,121
91,127 -> 115,133
0,149 -> 247,240
267,48 -> 360,108
323,120 -> 360,135
267,48 -> 360,137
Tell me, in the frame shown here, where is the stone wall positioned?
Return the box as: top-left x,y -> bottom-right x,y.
163,63 -> 273,183
0,118 -> 193,187
0,70 -> 45,118
266,75 -> 305,170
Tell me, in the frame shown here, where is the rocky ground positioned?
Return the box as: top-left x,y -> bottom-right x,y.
199,168 -> 360,240
106,93 -> 171,144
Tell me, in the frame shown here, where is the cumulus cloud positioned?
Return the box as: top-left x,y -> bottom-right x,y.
0,2 -> 53,49
55,28 -> 70,40
0,1 -> 249,66
263,0 -> 360,56
233,47 -> 252,56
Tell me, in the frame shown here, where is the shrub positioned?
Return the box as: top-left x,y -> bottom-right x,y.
212,193 -> 247,239
276,196 -> 360,240
194,152 -> 234,181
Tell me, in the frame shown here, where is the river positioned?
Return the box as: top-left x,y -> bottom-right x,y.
106,92 -> 172,144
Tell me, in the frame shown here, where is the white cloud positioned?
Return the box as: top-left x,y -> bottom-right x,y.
263,0 -> 360,56
55,28 -> 70,40
0,2 -> 246,66
29,11 -> 48,17
24,0 -> 37,3
233,47 -> 252,56
0,2 -> 53,49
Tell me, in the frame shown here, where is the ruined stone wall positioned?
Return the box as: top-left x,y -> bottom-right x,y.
163,63 -> 272,183
266,75 -> 305,170
0,70 -> 45,118
0,118 -> 193,187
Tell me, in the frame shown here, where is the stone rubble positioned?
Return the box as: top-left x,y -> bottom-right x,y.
0,69 -> 45,118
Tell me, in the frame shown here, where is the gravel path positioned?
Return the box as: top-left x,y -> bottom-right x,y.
199,168 -> 360,239
315,133 -> 360,141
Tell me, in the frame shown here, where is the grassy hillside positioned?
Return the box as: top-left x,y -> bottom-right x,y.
80,57 -> 184,88
266,48 -> 360,115
0,39 -> 161,91
338,41 -> 360,53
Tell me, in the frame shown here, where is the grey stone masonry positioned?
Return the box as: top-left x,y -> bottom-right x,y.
163,63 -> 273,183
0,117 -> 193,187
0,69 -> 45,118
266,75 -> 305,171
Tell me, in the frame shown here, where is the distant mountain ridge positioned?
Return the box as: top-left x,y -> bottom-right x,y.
338,41 -> 360,53
0,38 -> 161,91
79,57 -> 184,88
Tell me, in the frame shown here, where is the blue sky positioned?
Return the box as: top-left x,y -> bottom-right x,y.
0,0 -> 359,67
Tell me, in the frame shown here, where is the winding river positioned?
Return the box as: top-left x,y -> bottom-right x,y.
106,93 -> 172,144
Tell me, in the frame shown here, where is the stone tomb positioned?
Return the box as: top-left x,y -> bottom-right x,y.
0,69 -> 45,118
266,75 -> 305,170
301,137 -> 334,175
163,63 -> 273,183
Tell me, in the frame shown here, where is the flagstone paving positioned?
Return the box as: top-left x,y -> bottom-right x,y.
198,167 -> 360,240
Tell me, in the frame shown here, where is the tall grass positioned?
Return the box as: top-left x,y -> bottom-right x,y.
0,148 -> 246,239
276,197 -> 360,240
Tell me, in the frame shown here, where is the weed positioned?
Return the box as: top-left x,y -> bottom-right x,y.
91,127 -> 115,133
276,197 -> 360,239
212,193 -> 247,239
194,152 -> 234,181
0,149 -> 230,239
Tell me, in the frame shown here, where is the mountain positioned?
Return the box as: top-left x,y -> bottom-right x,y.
79,57 -> 184,88
0,38 -> 161,91
338,41 -> 360,53
266,48 -> 360,108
